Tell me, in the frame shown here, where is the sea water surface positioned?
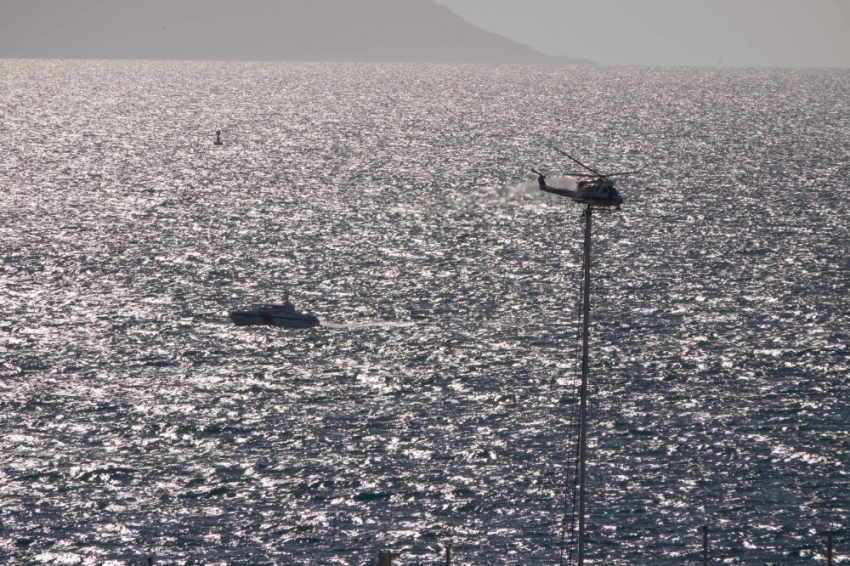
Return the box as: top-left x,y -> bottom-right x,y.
1,60 -> 848,565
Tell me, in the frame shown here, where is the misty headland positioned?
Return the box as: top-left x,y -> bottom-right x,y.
0,0 -> 594,65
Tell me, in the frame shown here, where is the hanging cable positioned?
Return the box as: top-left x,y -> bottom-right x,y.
559,210 -> 590,566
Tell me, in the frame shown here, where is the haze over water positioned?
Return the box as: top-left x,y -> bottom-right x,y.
1,60 -> 848,565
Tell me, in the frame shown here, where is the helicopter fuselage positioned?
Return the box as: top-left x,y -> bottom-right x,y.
538,176 -> 623,207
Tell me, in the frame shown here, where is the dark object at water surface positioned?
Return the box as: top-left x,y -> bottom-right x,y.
230,294 -> 320,329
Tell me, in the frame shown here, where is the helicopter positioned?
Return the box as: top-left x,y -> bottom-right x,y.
532,147 -> 638,208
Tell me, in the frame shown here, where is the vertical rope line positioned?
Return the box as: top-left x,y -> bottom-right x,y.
567,241 -> 586,566
560,214 -> 588,566
559,268 -> 583,565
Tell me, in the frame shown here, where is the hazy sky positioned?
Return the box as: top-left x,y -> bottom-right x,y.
436,0 -> 850,67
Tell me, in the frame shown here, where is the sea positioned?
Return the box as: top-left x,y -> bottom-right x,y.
1,60 -> 848,565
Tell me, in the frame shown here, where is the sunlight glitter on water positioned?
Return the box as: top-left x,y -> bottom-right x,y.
1,60 -> 848,565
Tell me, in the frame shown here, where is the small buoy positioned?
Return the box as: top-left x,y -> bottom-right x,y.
214,130 -> 223,145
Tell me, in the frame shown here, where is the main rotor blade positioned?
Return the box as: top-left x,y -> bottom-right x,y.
533,168 -> 596,178
552,146 -> 603,177
601,171 -> 641,177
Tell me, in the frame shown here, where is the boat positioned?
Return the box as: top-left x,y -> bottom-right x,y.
229,293 -> 320,329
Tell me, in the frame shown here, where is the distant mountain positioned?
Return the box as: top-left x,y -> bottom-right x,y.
0,0 -> 594,65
